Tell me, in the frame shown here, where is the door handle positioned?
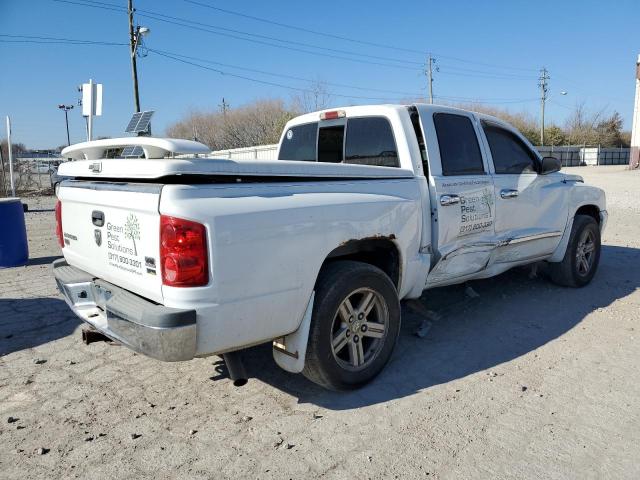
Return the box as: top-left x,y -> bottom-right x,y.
440,194 -> 461,206
500,189 -> 519,199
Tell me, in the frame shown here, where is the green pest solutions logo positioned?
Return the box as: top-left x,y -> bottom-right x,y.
124,213 -> 141,256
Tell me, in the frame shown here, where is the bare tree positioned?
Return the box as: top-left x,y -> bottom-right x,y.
290,80 -> 333,114
166,99 -> 297,150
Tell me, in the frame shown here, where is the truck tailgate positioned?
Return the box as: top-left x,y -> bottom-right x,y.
58,181 -> 164,303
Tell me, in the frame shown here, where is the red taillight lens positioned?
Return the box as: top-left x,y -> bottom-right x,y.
55,200 -> 64,248
160,215 -> 209,287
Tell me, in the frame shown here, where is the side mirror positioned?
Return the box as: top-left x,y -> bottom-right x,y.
540,156 -> 561,175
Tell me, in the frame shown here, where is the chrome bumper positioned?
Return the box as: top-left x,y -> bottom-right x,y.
52,259 -> 196,361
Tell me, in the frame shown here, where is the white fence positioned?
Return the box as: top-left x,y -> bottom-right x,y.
210,144 -> 278,160
211,144 -> 631,167
536,147 -> 629,167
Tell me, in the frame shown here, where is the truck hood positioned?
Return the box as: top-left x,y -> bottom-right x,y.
58,158 -> 415,180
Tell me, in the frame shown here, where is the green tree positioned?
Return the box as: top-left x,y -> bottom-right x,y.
544,125 -> 567,147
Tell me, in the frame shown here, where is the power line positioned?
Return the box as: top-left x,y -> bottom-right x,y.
435,63 -> 537,79
182,0 -> 539,74
434,95 -> 539,104
53,0 -> 423,70
137,10 -> 422,67
148,49 -> 406,101
149,48 -> 540,106
0,33 -> 127,46
147,47 -> 425,97
53,0 -> 540,77
182,0 -> 427,55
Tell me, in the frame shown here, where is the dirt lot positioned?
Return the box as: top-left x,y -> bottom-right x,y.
1,166 -> 639,479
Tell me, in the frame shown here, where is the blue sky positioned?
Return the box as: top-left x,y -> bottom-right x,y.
1,0 -> 638,149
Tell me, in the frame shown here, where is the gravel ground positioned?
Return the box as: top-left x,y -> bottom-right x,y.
1,166 -> 639,479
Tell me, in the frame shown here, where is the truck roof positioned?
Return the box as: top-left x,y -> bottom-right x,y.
284,103 -> 506,128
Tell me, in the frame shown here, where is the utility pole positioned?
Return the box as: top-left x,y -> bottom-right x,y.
219,97 -> 229,116
128,0 -> 140,113
426,54 -> 436,104
58,104 -> 74,146
538,67 -> 550,146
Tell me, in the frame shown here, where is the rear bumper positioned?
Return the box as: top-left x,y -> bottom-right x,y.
52,259 -> 196,361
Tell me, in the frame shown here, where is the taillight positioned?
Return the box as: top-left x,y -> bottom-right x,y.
160,215 -> 209,287
55,200 -> 64,248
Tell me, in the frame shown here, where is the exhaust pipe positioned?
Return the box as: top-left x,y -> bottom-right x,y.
223,351 -> 248,386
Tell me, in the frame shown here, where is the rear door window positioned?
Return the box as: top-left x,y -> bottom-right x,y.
278,122 -> 318,161
433,113 -> 485,176
345,117 -> 399,167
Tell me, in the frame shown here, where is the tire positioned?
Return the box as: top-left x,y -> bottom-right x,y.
548,215 -> 601,287
302,260 -> 401,390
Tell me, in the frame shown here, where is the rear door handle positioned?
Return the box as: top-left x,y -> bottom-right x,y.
500,189 -> 519,199
440,194 -> 461,206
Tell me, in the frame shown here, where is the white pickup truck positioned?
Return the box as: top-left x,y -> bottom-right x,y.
53,104 -> 607,390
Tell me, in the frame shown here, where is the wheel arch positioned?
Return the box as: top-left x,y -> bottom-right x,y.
322,236 -> 402,291
549,203 -> 602,263
574,204 -> 601,225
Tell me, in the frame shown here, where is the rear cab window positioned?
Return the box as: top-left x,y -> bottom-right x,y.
345,117 -> 399,167
278,122 -> 318,161
433,113 -> 485,176
278,115 -> 399,168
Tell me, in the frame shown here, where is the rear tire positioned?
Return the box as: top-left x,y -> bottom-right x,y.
302,261 -> 401,390
548,215 -> 601,287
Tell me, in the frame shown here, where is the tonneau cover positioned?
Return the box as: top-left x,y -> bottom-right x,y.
58,158 -> 415,180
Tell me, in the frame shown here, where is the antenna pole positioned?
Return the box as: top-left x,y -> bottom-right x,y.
6,116 -> 15,197
88,78 -> 94,141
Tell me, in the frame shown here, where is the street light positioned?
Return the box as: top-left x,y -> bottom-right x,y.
58,104 -> 74,146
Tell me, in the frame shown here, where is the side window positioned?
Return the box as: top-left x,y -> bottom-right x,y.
278,122 -> 318,161
482,123 -> 538,174
318,125 -> 345,163
433,113 -> 484,176
345,117 -> 399,167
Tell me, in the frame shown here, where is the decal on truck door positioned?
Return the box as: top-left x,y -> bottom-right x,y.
440,179 -> 495,237
106,214 -> 144,276
458,186 -> 494,236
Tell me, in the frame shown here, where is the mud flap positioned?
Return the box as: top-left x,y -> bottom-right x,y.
272,292 -> 314,373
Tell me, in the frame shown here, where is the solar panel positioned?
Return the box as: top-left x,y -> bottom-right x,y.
125,113 -> 143,133
121,146 -> 144,158
124,110 -> 154,134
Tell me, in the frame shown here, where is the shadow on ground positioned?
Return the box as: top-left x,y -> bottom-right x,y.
0,298 -> 79,356
28,255 -> 62,266
236,245 -> 640,410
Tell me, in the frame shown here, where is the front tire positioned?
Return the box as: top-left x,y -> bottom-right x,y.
548,215 -> 601,287
302,261 -> 401,390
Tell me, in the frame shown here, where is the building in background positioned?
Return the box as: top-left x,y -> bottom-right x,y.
631,54 -> 640,169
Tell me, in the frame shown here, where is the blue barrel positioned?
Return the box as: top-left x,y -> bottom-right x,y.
0,198 -> 29,268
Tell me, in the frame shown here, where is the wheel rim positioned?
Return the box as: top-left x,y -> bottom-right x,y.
330,287 -> 389,372
575,229 -> 596,276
